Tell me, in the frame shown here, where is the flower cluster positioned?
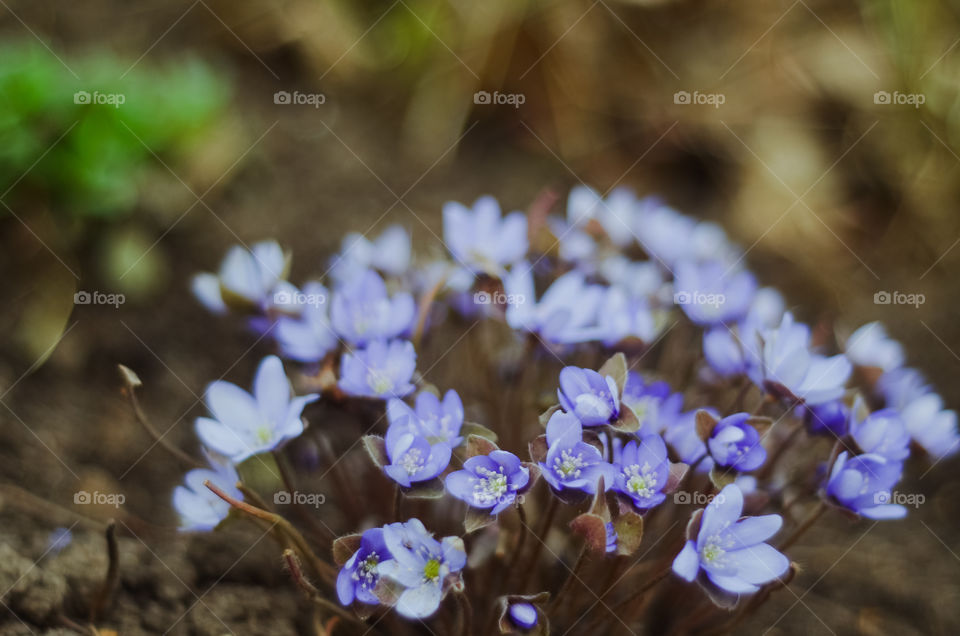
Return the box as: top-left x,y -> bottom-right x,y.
163,186 -> 957,633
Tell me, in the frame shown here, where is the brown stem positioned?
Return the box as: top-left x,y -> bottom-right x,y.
118,365 -> 202,468
88,520 -> 119,623
518,496 -> 559,591
413,277 -> 446,349
549,544 -> 588,615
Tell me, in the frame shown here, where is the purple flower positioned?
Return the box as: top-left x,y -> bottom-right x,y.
195,356 -> 319,462
274,282 -> 339,362
673,260 -> 756,325
330,225 -> 411,283
331,269 -> 415,346
825,452 -> 906,519
192,240 -> 288,314
672,485 -> 788,599
845,322 -> 904,372
631,198 -> 697,267
604,521 -> 618,554
504,265 -> 605,344
539,411 -> 615,494
702,288 -> 785,378
339,339 -> 417,399
337,528 -> 390,606
558,366 -> 620,427
613,435 -> 670,509
508,602 -> 538,630
849,401 -> 910,462
622,373 -> 683,436
664,409 -> 713,467
384,423 -> 452,488
799,400 -> 848,437
900,392 -> 959,460
707,413 -> 766,472
377,519 -> 467,618
443,196 -> 528,274
594,286 -> 666,346
749,313 -> 852,405
173,457 -> 243,532
387,390 -> 465,447
445,450 -> 529,514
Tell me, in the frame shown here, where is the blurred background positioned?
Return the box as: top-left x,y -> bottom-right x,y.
1,0 -> 960,633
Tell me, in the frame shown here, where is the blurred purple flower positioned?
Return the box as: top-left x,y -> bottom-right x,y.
622,373 -> 683,436
900,392 -> 959,460
664,409 -> 713,468
330,225 -> 411,283
331,269 -> 416,346
387,390 -> 465,447
339,340 -> 417,399
503,265 -> 605,344
798,400 -> 848,437
443,196 -> 528,274
192,240 -> 288,314
825,451 -> 906,519
845,322 -> 904,372
173,457 -> 243,532
849,400 -> 910,462
673,260 -> 756,325
383,422 -> 452,488
445,450 -> 529,514
508,602 -> 538,630
707,413 -> 766,472
274,281 -> 339,362
195,355 -> 318,462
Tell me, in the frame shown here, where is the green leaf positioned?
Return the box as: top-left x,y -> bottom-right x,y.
460,422 -> 498,443
464,434 -> 499,458
362,435 -> 388,469
709,465 -> 736,490
614,511 -> 644,556
402,477 -> 446,499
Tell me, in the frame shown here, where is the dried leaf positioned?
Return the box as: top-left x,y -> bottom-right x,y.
403,478 -> 446,499
332,534 -> 362,566
461,422 -> 499,443
614,511 -> 644,556
598,352 -> 628,395
708,465 -> 736,489
464,434 -> 499,458
464,507 -> 497,533
570,512 -> 608,554
538,404 -> 561,428
695,409 -> 718,443
362,435 -> 388,469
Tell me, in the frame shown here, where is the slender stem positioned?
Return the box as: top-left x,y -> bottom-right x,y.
89,520 -> 119,623
204,480 -> 335,582
413,277 -> 445,349
119,366 -> 202,468
282,550 -> 367,628
757,424 -> 803,480
273,449 -> 334,542
549,544 -> 588,615
455,592 -> 474,636
779,500 -> 826,551
393,485 -> 402,521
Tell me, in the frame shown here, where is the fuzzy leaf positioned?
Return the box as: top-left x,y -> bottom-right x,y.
611,405 -> 640,433
464,507 -> 497,534
332,534 -> 362,566
598,352 -> 628,395
528,435 -> 548,464
664,462 -> 689,494
362,435 -> 388,469
461,422 -> 499,443
538,404 -> 561,428
614,511 -> 644,556
709,465 -> 736,489
464,434 -> 499,458
587,477 -> 610,519
695,409 -> 718,443
402,477 -> 446,499
570,512 -> 608,554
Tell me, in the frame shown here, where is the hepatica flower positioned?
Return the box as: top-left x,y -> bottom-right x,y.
383,423 -> 452,488
707,413 -> 766,472
594,286 -> 666,346
825,452 -> 906,519
195,355 -> 319,462
192,240 -> 288,314
539,411 -> 615,494
664,409 -> 712,467
849,402 -> 910,462
173,458 -> 243,532
443,195 -> 528,274
749,313 -> 852,405
508,602 -> 538,630
673,259 -> 756,326
613,435 -> 669,509
622,373 -> 683,436
337,527 -> 389,606
339,339 -> 417,399
504,265 -> 605,344
331,269 -> 415,346
799,400 -> 848,437
672,485 -> 789,599
557,366 -> 620,426
845,321 -> 904,372
445,450 -> 529,514
330,225 -> 411,283
274,281 -> 338,362
387,390 -> 465,447
900,392 -> 959,460
378,518 -> 467,618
